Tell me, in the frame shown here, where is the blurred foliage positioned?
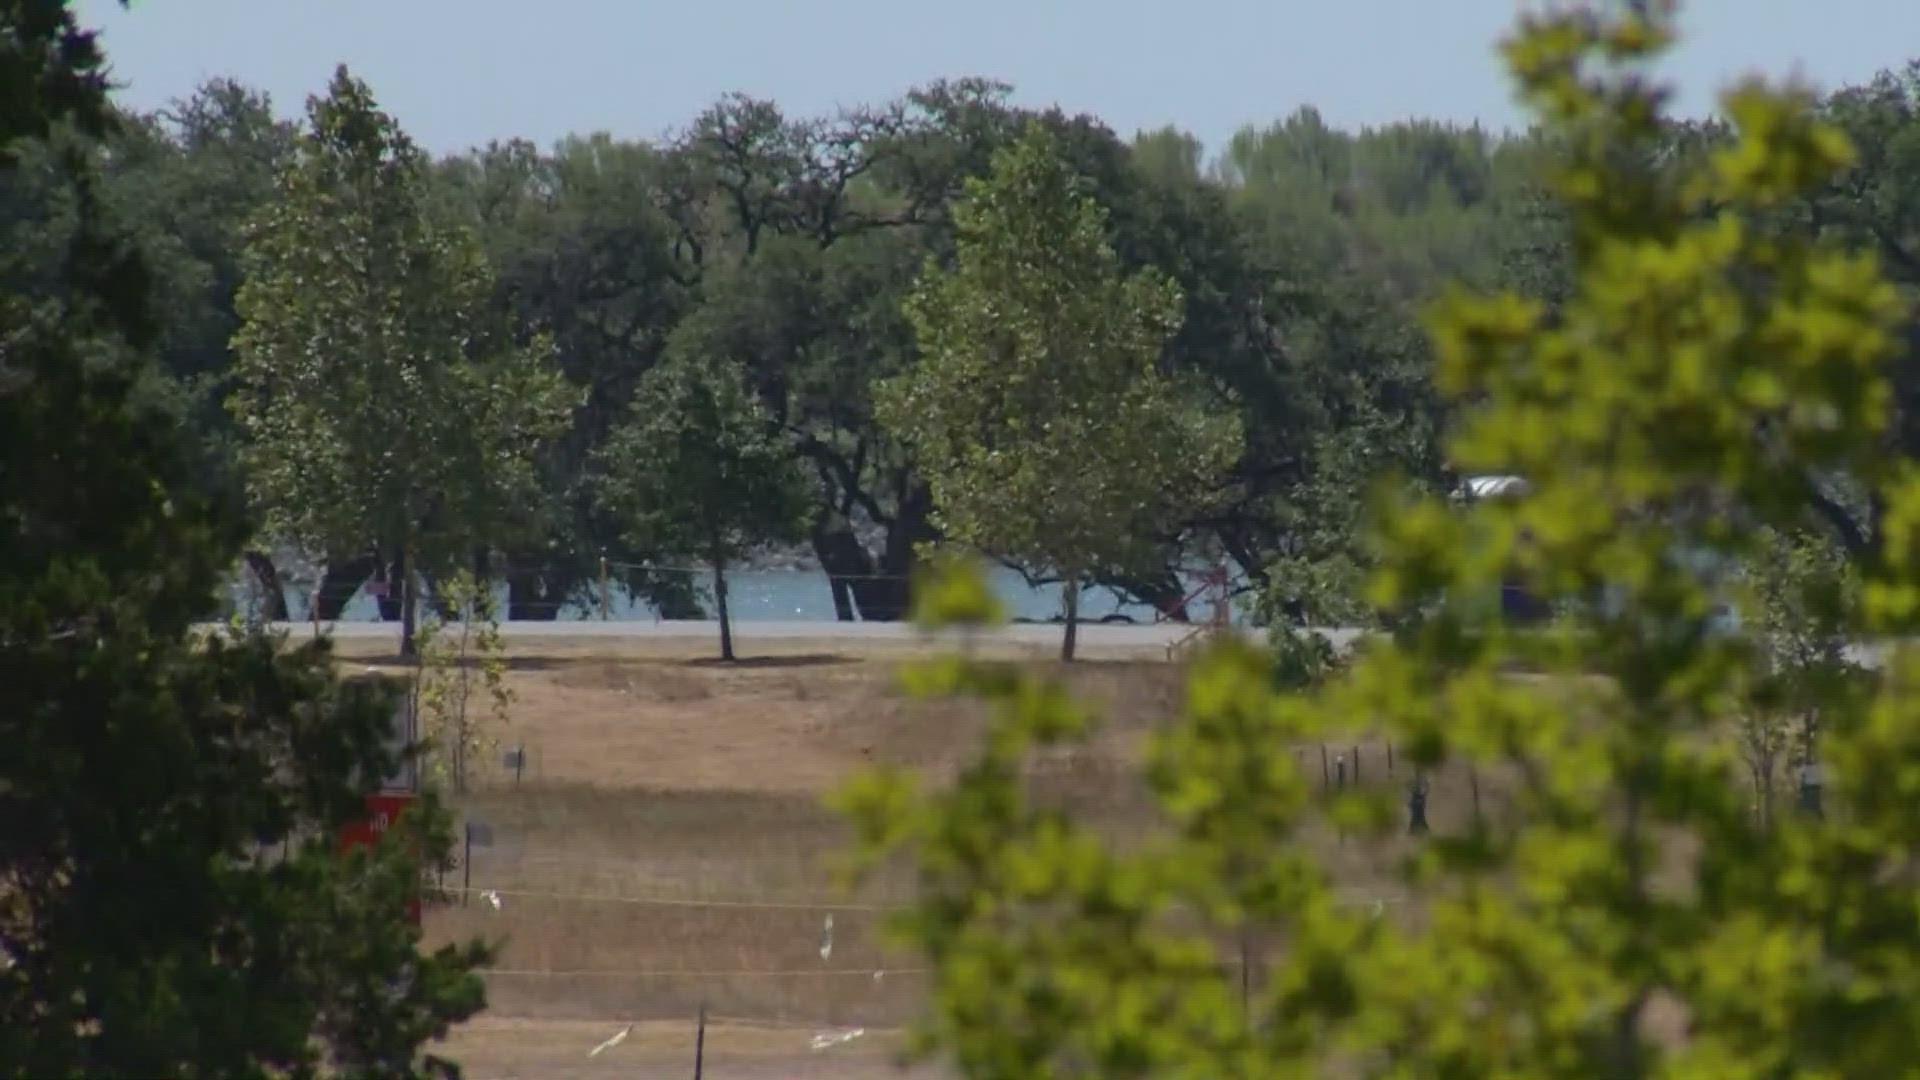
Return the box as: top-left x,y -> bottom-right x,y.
833,6 -> 1920,1080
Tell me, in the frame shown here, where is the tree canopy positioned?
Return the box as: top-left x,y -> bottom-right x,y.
229,67 -> 570,653
881,125 -> 1242,658
595,353 -> 813,660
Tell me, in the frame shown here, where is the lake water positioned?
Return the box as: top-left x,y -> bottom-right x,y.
254,565 -> 1245,625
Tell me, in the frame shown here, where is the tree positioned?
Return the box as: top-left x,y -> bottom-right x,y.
229,67 -> 570,656
435,133 -> 704,621
2,4 -> 490,1074
880,125 -> 1241,660
415,568 -> 514,794
594,355 -> 812,661
1738,527 -> 1863,825
1796,62 -> 1920,558
839,6 -> 1920,1079
0,77 -> 302,617
652,92 -> 936,623
111,80 -> 300,616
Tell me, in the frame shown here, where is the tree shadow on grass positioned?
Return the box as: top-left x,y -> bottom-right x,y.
343,654 -> 583,673
681,653 -> 852,670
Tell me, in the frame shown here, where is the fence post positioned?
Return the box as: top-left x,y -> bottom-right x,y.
1320,744 -> 1331,790
599,557 -> 612,621
693,1002 -> 707,1080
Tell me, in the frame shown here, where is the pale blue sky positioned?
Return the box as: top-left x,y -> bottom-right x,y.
74,1 -> 1920,160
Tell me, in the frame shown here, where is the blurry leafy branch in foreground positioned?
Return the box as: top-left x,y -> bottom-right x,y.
834,4 -> 1920,1078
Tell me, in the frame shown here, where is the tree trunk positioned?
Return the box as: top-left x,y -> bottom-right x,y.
1061,575 -> 1081,662
399,548 -> 418,659
505,563 -> 563,621
827,576 -> 857,621
805,482 -> 942,622
375,557 -> 403,623
243,551 -> 290,622
713,556 -> 735,662
849,570 -> 912,622
1098,567 -> 1191,622
314,552 -> 378,621
812,521 -> 870,622
862,481 -> 937,622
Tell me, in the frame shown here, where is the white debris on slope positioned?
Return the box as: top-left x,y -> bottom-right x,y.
587,1024 -> 632,1058
810,1028 -> 865,1051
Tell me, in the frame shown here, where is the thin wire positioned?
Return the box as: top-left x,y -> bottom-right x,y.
601,558 -> 1253,587
484,965 -> 930,978
461,884 -> 892,912
260,559 -> 1249,587
440,882 -> 1409,914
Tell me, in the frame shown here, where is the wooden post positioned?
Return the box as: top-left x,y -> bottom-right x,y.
1470,766 -> 1483,826
599,557 -> 612,621
1320,744 -> 1331,790
1213,558 -> 1230,632
461,824 -> 473,906
1387,741 -> 1394,775
693,1002 -> 707,1080
1352,744 -> 1362,783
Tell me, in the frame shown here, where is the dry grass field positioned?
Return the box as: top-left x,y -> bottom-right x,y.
329,631 -> 1490,1079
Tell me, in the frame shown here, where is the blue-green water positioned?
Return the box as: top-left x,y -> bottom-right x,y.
252,566 -> 1244,625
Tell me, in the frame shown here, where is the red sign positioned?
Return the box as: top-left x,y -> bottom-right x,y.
339,792 -> 414,851
340,792 -> 422,925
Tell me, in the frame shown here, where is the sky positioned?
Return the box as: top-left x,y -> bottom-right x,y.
73,0 -> 1920,161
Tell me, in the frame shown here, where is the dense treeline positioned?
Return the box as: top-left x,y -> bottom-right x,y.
8,60 -> 1917,633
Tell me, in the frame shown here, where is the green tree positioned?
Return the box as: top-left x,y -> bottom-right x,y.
0,78 -> 302,616
594,355 -> 812,661
2,4 -> 490,1075
880,125 -> 1241,660
653,92 -> 938,623
1797,61 -> 1920,557
1737,527 -> 1862,825
840,6 -> 1920,1079
229,67 -> 570,656
113,80 -> 300,615
435,133 -> 704,621
415,568 -> 514,794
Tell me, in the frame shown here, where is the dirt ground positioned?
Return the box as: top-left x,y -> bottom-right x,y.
435,1017 -> 934,1080
330,632 -> 1458,1079
331,634 -> 1181,1078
